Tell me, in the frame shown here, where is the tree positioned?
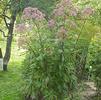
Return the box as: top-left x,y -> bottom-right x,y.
0,0 -> 22,71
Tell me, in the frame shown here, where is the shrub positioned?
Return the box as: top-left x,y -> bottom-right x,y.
18,0 -> 95,99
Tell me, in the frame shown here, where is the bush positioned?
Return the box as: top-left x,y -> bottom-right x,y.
19,1 -> 95,99
22,22 -> 77,99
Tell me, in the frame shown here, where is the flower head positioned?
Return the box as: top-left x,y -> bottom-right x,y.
52,0 -> 73,17
15,23 -> 27,33
69,8 -> 78,16
22,7 -> 45,20
61,0 -> 72,6
17,34 -> 28,49
57,26 -> 67,40
81,7 -> 94,16
48,19 -> 55,28
53,6 -> 65,17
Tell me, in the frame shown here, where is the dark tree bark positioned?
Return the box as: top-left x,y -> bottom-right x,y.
0,48 -> 3,58
3,11 -> 17,71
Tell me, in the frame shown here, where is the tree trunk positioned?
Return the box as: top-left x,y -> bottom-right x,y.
3,11 -> 17,71
0,48 -> 3,58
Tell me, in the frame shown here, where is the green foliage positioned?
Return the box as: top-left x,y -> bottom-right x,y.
87,32 -> 101,96
22,19 -> 77,99
93,51 -> 101,95
21,0 -> 98,99
0,0 -> 101,99
74,22 -> 98,80
0,34 -> 3,41
0,62 -> 23,100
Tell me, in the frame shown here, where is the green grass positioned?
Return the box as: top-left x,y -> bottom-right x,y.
0,61 -> 23,100
0,41 -> 25,100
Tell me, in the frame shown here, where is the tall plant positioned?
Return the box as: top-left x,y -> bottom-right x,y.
17,0 -> 95,99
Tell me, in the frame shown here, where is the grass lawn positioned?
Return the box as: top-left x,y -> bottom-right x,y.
0,41 -> 25,100
0,62 -> 23,100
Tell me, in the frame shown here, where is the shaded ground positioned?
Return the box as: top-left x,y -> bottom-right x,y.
81,82 -> 97,100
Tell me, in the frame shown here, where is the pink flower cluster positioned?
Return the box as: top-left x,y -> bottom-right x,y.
59,27 -> 67,34
69,7 -> 78,17
52,0 -> 78,17
15,23 -> 27,33
53,0 -> 72,17
22,7 -> 45,20
59,0 -> 72,6
17,34 -> 28,49
81,7 -> 94,16
57,26 -> 67,39
53,6 -> 65,17
48,19 -> 55,28
61,0 -> 72,6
